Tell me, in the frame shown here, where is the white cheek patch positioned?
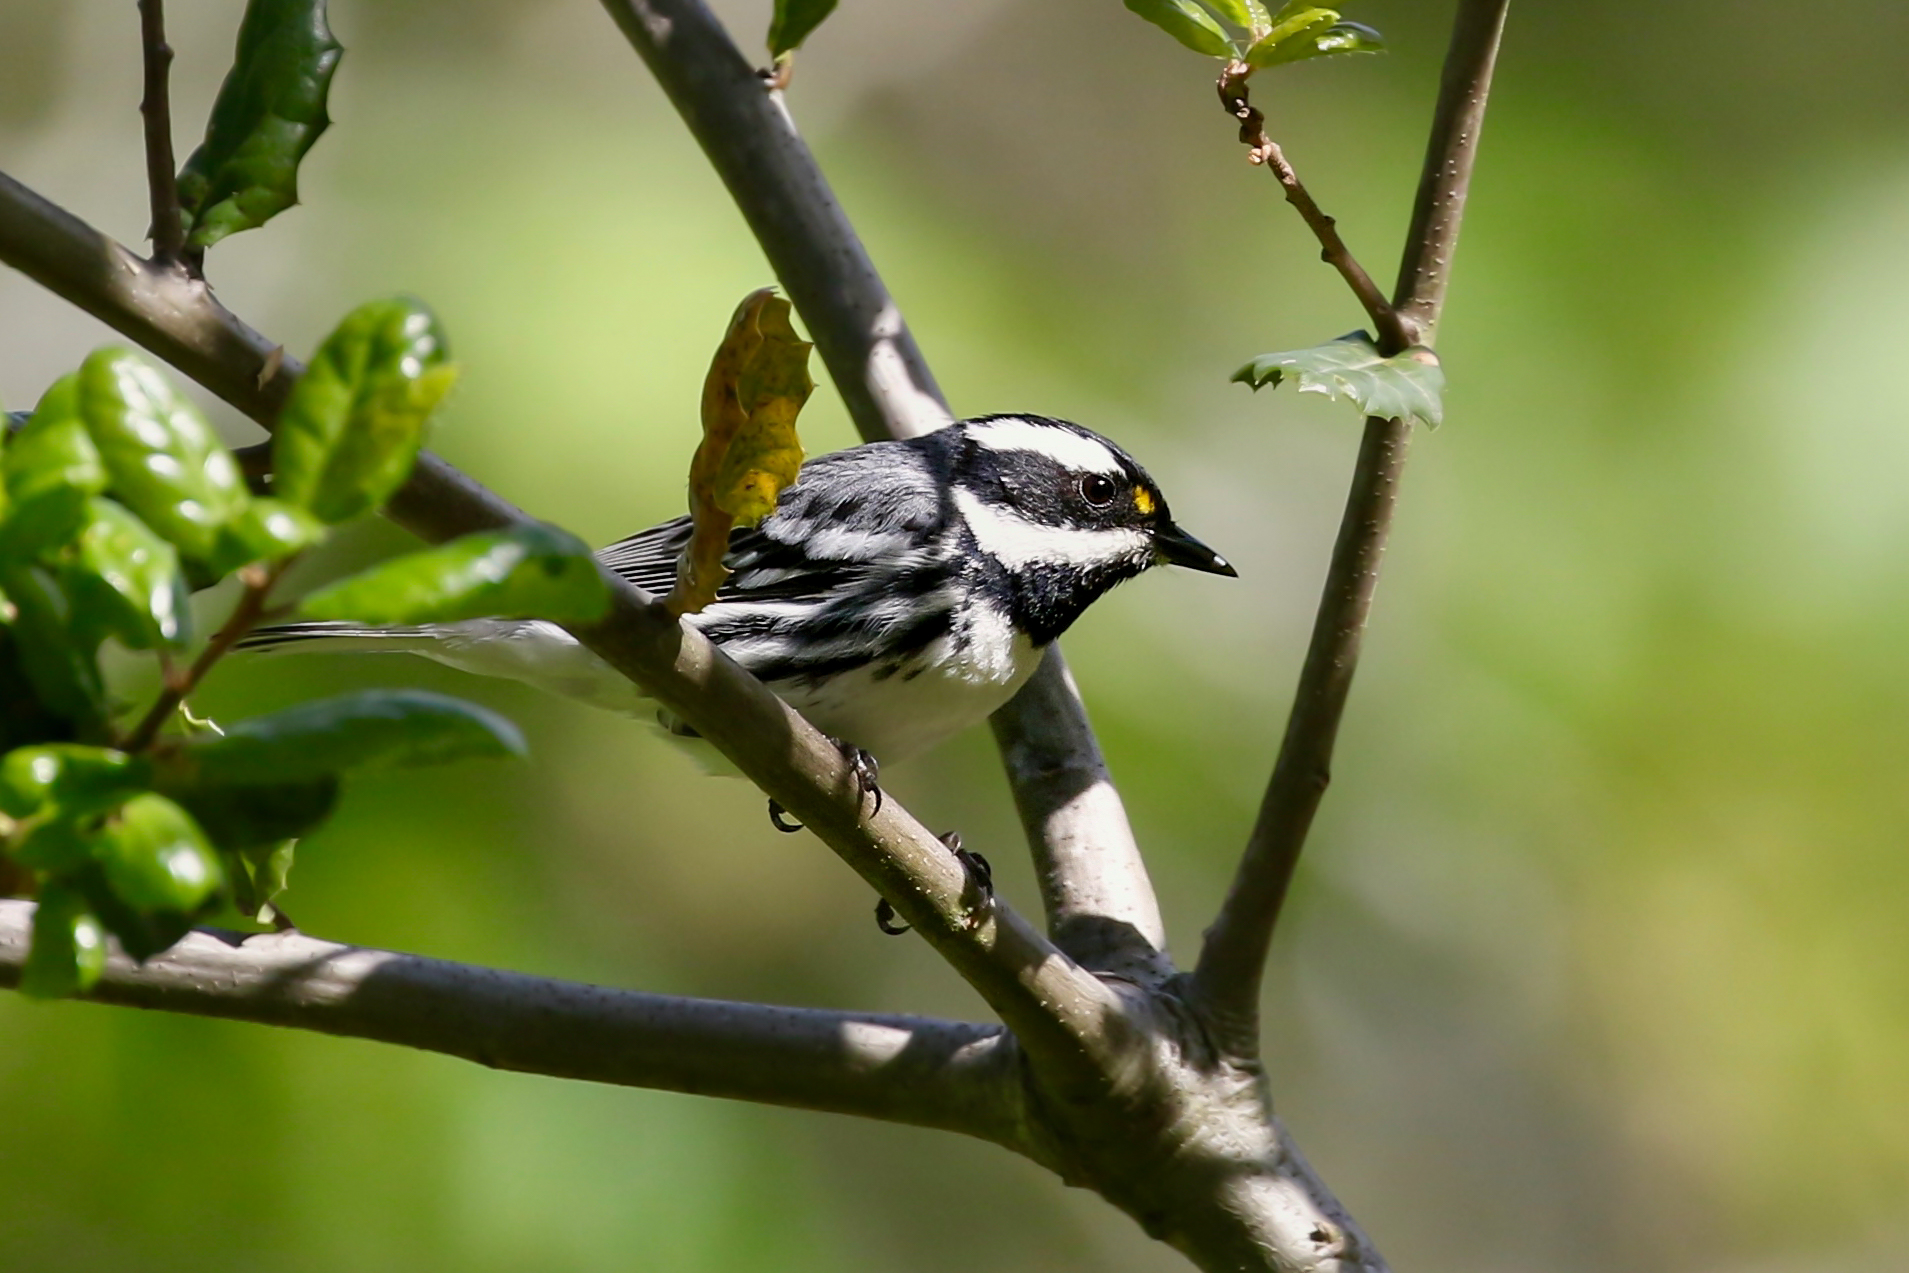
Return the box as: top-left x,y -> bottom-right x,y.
954,488 -> 1149,570
966,417 -> 1129,475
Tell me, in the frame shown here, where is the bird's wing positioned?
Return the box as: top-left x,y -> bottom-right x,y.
593,516 -> 872,602
594,517 -> 695,596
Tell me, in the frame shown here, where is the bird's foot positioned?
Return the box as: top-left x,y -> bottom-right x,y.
874,831 -> 991,936
765,738 -> 882,833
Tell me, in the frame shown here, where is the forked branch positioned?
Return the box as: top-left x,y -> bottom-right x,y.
1192,0 -> 1511,1051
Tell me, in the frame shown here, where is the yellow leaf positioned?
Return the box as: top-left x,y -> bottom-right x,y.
666,288 -> 813,616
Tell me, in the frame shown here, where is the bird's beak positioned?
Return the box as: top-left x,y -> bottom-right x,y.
1154,522 -> 1238,577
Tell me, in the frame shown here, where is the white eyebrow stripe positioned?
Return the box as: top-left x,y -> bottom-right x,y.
953,488 -> 1150,569
966,417 -> 1129,475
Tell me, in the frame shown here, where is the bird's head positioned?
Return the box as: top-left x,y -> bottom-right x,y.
945,414 -> 1235,645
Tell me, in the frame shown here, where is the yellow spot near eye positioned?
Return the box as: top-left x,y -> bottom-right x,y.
1134,487 -> 1155,516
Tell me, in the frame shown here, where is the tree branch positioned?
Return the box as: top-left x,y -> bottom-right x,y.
0,898 -> 1023,1144
136,0 -> 185,264
1190,0 -> 1510,1052
0,169 -> 1138,1109
595,0 -> 1169,973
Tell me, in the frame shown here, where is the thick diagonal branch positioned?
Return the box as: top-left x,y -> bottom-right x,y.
0,899 -> 1021,1143
1191,0 -> 1510,1052
0,170 -> 1129,1106
596,0 -> 1169,976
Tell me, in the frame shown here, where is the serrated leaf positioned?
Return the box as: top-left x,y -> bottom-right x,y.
19,884 -> 107,999
0,744 -> 150,819
230,839 -> 298,924
176,0 -> 342,250
76,348 -> 248,563
167,689 -> 525,786
1233,331 -> 1444,427
91,793 -> 224,915
66,499 -> 192,649
2,375 -> 105,508
669,288 -> 812,616
207,496 -> 326,574
298,522 -> 610,626
768,0 -> 838,57
273,298 -> 457,525
1123,0 -> 1237,58
0,564 -> 107,732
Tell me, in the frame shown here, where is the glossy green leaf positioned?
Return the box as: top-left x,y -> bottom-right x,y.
18,884 -> 107,999
206,496 -> 326,574
9,815 -> 93,874
171,689 -> 525,786
76,348 -> 247,563
92,793 -> 224,915
1202,0 -> 1260,28
66,499 -> 192,649
1246,14 -> 1383,66
2,374 -> 105,508
298,523 -> 611,626
273,299 -> 458,525
768,0 -> 838,57
0,744 -> 150,819
1124,0 -> 1237,57
1233,331 -> 1444,428
176,0 -> 342,250
0,564 -> 107,731
0,488 -> 91,564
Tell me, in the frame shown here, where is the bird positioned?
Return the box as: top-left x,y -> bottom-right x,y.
239,414 -> 1237,775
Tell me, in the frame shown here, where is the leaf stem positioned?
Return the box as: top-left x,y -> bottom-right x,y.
136,0 -> 187,266
122,558 -> 292,751
1218,61 -> 1414,353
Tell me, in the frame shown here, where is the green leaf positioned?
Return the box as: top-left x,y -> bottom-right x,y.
1246,15 -> 1383,66
298,523 -> 611,626
0,744 -> 151,819
1233,332 -> 1445,428
0,564 -> 107,732
76,348 -> 248,563
159,773 -> 338,851
0,626 -> 79,754
169,689 -> 525,786
66,499 -> 192,649
1202,0 -> 1260,29
1123,0 -> 1237,57
273,299 -> 458,525
767,0 -> 838,57
176,0 -> 342,250
19,884 -> 107,999
207,496 -> 326,574
2,375 -> 106,508
230,839 -> 297,924
9,815 -> 94,874
92,793 -> 224,915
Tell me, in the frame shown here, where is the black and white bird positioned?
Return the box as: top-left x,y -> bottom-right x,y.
241,414 -> 1235,767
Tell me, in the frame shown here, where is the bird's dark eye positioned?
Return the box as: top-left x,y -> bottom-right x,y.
1078,474 -> 1119,509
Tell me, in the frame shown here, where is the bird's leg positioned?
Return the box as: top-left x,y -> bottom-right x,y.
765,738 -> 882,833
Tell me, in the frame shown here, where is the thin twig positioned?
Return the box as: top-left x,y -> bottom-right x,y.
122,558 -> 291,751
136,0 -> 186,264
1191,0 -> 1510,1054
1218,61 -> 1414,353
0,899 -> 1026,1146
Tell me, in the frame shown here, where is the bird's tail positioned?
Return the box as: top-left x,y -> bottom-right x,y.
235,622 -> 438,655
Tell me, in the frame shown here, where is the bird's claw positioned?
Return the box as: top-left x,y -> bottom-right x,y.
834,739 -> 883,816
873,831 -> 990,937
767,799 -> 803,833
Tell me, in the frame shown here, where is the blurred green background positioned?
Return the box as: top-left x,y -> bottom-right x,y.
6,1 -> 1909,1269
